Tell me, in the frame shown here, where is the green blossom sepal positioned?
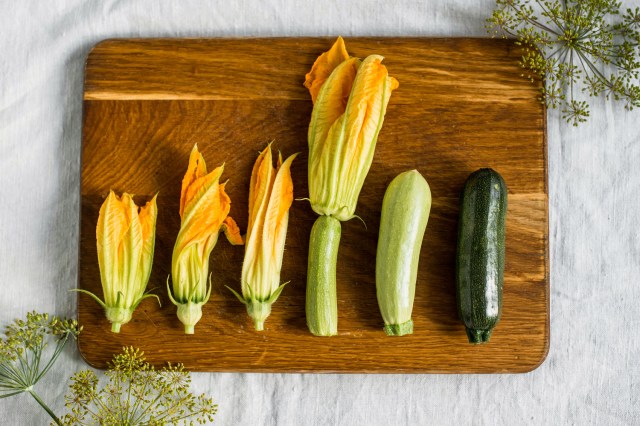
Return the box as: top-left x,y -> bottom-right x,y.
73,288 -> 160,333
227,282 -> 288,331
167,276 -> 212,334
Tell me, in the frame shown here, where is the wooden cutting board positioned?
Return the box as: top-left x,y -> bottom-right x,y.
78,38 -> 548,373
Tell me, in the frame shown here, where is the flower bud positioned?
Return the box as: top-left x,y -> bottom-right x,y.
168,145 -> 243,334
305,37 -> 398,221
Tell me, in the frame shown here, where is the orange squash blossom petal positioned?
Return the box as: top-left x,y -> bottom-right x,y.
304,36 -> 350,104
222,216 -> 244,246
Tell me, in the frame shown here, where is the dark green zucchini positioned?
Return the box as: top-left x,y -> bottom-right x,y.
456,168 -> 507,344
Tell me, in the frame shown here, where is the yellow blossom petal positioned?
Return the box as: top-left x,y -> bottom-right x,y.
222,216 -> 244,245
308,57 -> 360,159
97,191 -> 133,306
180,144 -> 208,218
263,152 -> 297,277
120,193 -> 144,307
304,36 -> 350,104
138,194 -> 158,289
177,165 -> 228,253
247,144 -> 275,242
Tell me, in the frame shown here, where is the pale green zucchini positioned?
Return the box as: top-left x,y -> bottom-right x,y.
376,170 -> 431,336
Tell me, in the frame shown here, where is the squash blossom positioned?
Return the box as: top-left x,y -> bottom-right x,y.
228,144 -> 297,331
305,36 -> 399,221
168,144 -> 243,334
79,191 -> 159,333
303,37 -> 398,336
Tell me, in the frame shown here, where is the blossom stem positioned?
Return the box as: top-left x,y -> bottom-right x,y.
176,302 -> 204,334
246,301 -> 272,331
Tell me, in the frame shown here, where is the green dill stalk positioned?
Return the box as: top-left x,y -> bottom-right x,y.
487,0 -> 640,125
0,312 -> 81,425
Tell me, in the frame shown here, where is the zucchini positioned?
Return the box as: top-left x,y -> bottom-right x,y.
456,168 -> 507,344
376,170 -> 431,336
306,215 -> 341,336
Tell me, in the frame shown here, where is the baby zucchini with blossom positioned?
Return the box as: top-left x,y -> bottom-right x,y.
168,145 -> 243,334
303,37 -> 398,336
77,191 -> 159,333
228,144 -> 297,331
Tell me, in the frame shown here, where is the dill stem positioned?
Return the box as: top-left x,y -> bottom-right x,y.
27,389 -> 61,426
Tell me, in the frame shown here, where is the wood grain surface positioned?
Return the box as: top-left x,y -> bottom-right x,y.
78,37 -> 548,373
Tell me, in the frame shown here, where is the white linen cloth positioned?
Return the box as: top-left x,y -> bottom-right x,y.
1,0 -> 639,424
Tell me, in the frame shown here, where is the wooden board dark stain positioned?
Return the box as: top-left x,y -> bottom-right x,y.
78,38 -> 548,373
